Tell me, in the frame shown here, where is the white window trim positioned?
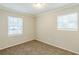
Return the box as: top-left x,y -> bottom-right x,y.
8,16 -> 23,36
57,13 -> 78,31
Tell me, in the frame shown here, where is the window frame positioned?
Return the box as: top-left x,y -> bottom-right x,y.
8,16 -> 23,36
57,13 -> 78,31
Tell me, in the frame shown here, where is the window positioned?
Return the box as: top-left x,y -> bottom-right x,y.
8,16 -> 23,36
57,13 -> 78,31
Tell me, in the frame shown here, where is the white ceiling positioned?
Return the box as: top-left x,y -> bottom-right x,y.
0,3 -> 76,15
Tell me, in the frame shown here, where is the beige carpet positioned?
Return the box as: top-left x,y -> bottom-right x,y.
0,40 -> 77,55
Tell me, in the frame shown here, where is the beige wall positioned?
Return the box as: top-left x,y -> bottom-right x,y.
0,10 -> 35,50
36,5 -> 79,54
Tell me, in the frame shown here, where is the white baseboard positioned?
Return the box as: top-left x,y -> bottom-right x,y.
36,38 -> 79,54
0,38 -> 34,50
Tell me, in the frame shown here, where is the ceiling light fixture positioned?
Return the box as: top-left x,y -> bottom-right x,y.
33,3 -> 46,8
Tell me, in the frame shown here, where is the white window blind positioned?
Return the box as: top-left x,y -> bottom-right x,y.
8,16 -> 23,36
57,13 -> 78,31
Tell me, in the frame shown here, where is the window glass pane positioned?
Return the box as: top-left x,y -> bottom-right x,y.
8,16 -> 23,36
57,13 -> 78,31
